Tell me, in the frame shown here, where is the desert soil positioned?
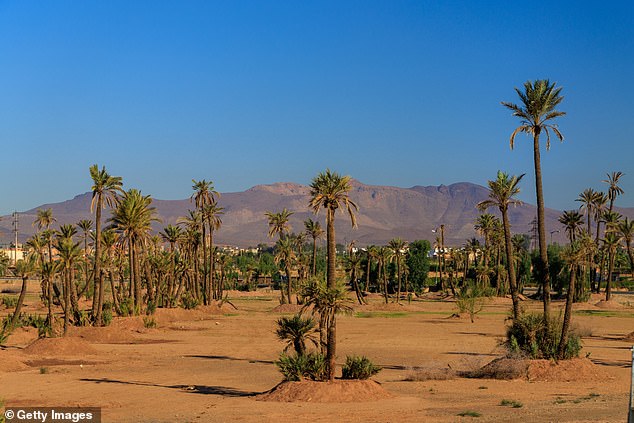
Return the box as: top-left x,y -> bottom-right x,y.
1,288 -> 633,422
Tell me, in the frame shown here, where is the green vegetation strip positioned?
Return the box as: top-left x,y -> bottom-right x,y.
574,310 -> 634,318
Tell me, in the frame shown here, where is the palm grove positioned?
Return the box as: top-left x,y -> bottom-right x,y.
0,80 -> 632,370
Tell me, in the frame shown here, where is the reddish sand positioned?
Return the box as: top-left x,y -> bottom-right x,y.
1,288 -> 634,422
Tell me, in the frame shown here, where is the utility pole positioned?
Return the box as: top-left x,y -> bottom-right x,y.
12,211 -> 19,265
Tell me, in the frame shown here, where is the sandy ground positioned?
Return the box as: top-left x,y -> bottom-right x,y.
1,288 -> 634,422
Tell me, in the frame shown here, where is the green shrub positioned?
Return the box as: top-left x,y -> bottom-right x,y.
275,352 -> 328,381
143,316 -> 157,329
456,283 -> 490,322
119,298 -> 133,317
146,300 -> 157,316
180,293 -> 199,310
341,355 -> 381,380
506,312 -> 582,360
102,302 -> 113,326
1,296 -> 17,308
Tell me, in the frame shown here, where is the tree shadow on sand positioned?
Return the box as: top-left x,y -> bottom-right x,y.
79,378 -> 262,397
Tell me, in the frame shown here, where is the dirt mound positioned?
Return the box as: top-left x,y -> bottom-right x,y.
70,325 -> 137,344
0,350 -> 28,372
622,331 -> 634,342
470,357 -> 609,382
527,358 -> 609,382
594,300 -> 625,309
23,337 -> 98,357
468,357 -> 529,380
257,380 -> 392,403
270,304 -> 305,313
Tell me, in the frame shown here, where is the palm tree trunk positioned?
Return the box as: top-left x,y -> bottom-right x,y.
286,266 -> 292,304
46,276 -> 53,327
326,209 -> 336,289
606,251 -> 615,301
533,132 -> 551,323
9,276 -> 28,329
64,271 -> 71,335
365,255 -> 371,292
395,257 -> 402,304
501,208 -> 520,320
92,198 -> 102,317
558,263 -> 577,359
327,313 -> 336,381
312,238 -> 317,276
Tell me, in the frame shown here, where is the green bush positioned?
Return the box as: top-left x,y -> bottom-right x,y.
180,293 -> 199,310
275,352 -> 328,381
1,296 -> 17,308
143,316 -> 157,329
119,298 -> 133,317
456,283 -> 491,322
506,312 -> 582,360
102,302 -> 113,326
341,355 -> 381,380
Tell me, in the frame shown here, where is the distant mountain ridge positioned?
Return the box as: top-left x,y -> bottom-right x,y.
2,180 -> 633,247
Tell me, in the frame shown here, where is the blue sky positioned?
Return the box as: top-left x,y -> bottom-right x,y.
0,1 -> 632,215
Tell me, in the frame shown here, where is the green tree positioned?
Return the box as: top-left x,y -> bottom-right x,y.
276,314 -> 318,355
304,218 -> 324,276
405,240 -> 430,291
89,164 -> 123,323
308,169 -> 358,381
266,209 -> 294,240
503,79 -> 566,324
558,210 -> 584,243
388,238 -> 406,303
478,171 -> 524,320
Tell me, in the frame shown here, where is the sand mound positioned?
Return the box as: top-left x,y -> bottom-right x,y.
70,325 -> 137,344
23,337 -> 98,357
622,331 -> 634,342
257,380 -> 391,403
270,304 -> 305,313
0,350 -> 29,372
527,358 -> 610,382
594,300 -> 625,309
470,357 -> 609,382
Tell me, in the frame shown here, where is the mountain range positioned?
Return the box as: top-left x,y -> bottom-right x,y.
2,180 -> 633,247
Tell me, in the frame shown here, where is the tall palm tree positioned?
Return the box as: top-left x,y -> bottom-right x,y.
76,219 -> 93,298
275,314 -> 318,355
477,171 -> 524,320
203,202 -> 224,300
377,246 -> 392,304
503,79 -> 566,324
56,237 -> 82,334
191,179 -> 219,305
304,219 -> 324,276
108,189 -> 159,316
309,169 -> 358,381
388,238 -> 406,304
603,171 -> 625,212
558,210 -> 584,243
8,256 -> 36,330
33,208 -> 56,263
89,164 -> 123,322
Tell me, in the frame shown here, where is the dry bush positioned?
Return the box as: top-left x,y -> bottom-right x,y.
464,357 -> 528,380
404,365 -> 456,381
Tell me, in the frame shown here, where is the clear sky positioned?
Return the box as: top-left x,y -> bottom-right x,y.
1,1 -> 632,216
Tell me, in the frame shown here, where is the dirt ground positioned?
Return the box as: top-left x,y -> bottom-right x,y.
1,287 -> 634,422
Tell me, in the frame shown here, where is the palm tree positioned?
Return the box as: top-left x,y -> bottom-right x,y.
89,164 -> 123,322
603,171 -> 625,212
618,218 -> 634,273
576,188 -> 600,234
33,208 -> 56,263
203,202 -> 224,300
274,236 -> 297,304
558,210 -> 584,243
56,237 -> 82,334
345,245 -> 365,305
191,179 -> 220,304
8,256 -> 36,330
304,218 -> 324,276
308,169 -> 358,381
503,79 -> 566,324
388,238 -> 406,304
365,245 -> 378,292
558,238 -> 591,359
76,219 -> 93,298
377,246 -> 392,304
475,213 -> 498,269
266,209 -> 294,240
477,171 -> 524,320
276,314 -> 318,355
602,232 -> 622,301
108,189 -> 159,315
